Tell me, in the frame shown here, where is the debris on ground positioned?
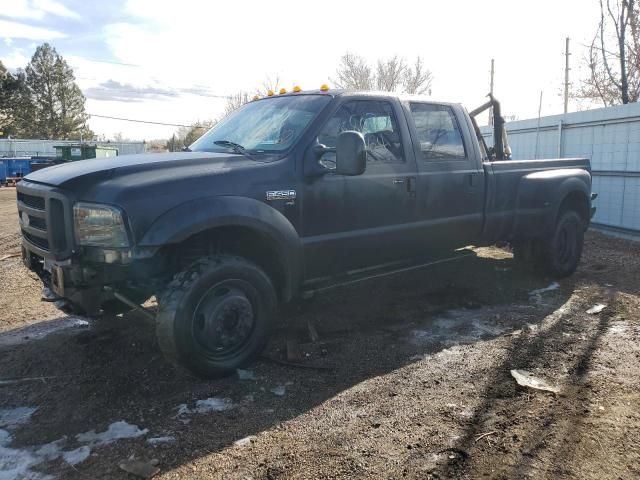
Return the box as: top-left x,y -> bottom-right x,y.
286,339 -> 304,362
234,435 -> 257,447
118,459 -> 160,479
307,320 -> 320,343
146,436 -> 175,445
510,369 -> 560,394
236,369 -> 256,380
586,303 -> 607,314
529,282 -> 560,296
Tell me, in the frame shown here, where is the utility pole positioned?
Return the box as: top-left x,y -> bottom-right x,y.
535,90 -> 543,159
489,58 -> 495,126
564,37 -> 570,114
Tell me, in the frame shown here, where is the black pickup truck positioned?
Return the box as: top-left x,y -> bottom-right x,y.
17,89 -> 595,377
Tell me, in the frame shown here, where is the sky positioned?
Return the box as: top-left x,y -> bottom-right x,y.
0,0 -> 603,140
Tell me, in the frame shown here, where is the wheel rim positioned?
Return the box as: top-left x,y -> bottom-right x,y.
191,281 -> 256,360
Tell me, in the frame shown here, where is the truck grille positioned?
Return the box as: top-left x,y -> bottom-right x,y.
17,181 -> 72,258
22,230 -> 50,250
17,192 -> 46,210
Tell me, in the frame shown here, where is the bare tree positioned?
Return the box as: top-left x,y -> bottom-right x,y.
223,91 -> 252,116
258,74 -> 281,95
578,0 -> 640,105
332,53 -> 374,90
376,55 -> 407,91
403,57 -> 433,95
333,52 -> 432,94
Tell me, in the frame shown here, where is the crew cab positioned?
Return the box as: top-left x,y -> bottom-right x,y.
17,89 -> 595,377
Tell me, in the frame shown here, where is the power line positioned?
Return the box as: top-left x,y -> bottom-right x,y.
87,113 -> 208,128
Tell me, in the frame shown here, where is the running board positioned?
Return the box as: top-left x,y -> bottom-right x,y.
301,250 -> 475,298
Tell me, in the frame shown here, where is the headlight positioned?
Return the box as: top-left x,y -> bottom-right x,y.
73,202 -> 130,247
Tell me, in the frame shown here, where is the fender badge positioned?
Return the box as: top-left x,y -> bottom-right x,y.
266,190 -> 296,201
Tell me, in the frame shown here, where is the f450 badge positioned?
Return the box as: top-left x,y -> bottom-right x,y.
266,190 -> 296,201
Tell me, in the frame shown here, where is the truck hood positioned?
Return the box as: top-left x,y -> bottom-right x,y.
24,151 -> 256,188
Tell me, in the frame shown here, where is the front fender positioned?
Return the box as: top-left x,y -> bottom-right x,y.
515,168 -> 591,238
136,195 -> 303,300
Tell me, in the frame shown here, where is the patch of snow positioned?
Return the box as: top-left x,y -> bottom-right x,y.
147,436 -> 175,445
76,421 -> 148,446
62,446 -> 91,465
608,324 -> 628,335
233,435 -> 256,446
0,413 -> 148,479
409,308 -> 509,347
194,398 -> 235,413
270,386 -> 286,396
0,407 -> 37,430
529,282 -> 560,296
586,303 -> 606,314
0,444 -> 46,480
0,317 -> 90,347
0,431 -> 11,447
34,439 -> 65,461
175,397 -> 236,417
236,369 -> 256,380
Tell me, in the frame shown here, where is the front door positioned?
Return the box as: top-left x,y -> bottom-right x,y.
301,98 -> 418,279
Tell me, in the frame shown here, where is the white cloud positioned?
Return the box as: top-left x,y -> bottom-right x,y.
1,49 -> 31,69
88,0 -> 604,138
0,0 -> 80,20
0,19 -> 66,40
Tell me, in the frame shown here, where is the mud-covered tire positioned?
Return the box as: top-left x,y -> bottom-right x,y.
541,210 -> 584,278
156,255 -> 276,378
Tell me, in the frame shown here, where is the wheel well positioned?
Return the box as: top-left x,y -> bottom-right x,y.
164,226 -> 288,301
558,191 -> 589,225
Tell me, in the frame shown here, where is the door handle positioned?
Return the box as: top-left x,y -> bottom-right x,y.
393,177 -> 415,194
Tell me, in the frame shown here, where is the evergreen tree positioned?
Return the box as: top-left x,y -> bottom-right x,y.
25,43 -> 91,139
0,60 -> 32,137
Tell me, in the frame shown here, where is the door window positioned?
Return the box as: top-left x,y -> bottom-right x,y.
409,103 -> 466,160
317,100 -> 405,165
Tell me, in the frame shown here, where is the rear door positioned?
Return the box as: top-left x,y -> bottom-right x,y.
301,97 -> 418,278
405,102 -> 485,249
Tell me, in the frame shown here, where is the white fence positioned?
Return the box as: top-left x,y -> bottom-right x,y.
480,103 -> 640,235
0,139 -> 146,157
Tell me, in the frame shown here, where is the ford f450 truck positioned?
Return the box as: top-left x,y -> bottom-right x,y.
17,90 -> 595,377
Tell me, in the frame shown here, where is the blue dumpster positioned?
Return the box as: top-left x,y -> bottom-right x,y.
5,158 -> 32,177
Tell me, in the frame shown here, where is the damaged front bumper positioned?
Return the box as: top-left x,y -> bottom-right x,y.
22,243 -> 157,316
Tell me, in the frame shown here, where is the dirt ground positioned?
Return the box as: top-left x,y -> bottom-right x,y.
0,186 -> 639,480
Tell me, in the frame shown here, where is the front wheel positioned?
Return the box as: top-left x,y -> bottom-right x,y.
156,255 -> 276,378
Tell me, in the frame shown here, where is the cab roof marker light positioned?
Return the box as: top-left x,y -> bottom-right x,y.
320,84 -> 329,91
267,90 -> 274,96
279,88 -> 287,94
293,85 -> 302,92
252,94 -> 260,100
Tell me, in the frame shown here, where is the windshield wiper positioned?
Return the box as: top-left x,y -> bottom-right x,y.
213,140 -> 251,156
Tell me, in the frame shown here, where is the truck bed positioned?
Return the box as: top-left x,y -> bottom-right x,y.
482,158 -> 592,243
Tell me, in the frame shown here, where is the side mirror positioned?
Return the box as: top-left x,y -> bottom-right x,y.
335,131 -> 366,176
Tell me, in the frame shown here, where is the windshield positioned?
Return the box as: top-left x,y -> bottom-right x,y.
190,94 -> 332,154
